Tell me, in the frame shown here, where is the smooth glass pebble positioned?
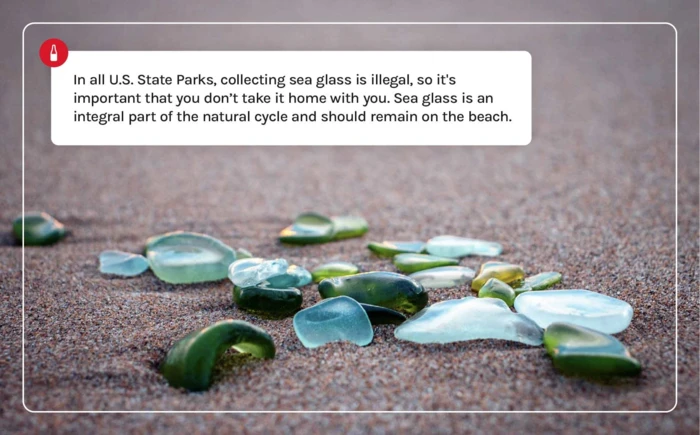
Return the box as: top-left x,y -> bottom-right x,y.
515,272 -> 563,295
393,253 -> 459,274
331,216 -> 369,240
425,235 -> 503,258
160,319 -> 275,391
228,258 -> 288,288
311,261 -> 360,283
99,250 -> 149,277
146,231 -> 236,284
287,265 -> 313,287
235,248 -> 254,259
293,296 -> 373,349
267,264 -> 313,288
367,240 -> 426,257
279,212 -> 335,245
471,261 -> 525,291
478,278 -> 516,307
318,271 -> 428,314
514,290 -> 633,334
544,322 -> 641,377
228,257 -> 265,274
409,266 -> 475,289
360,303 -> 407,325
233,284 -> 303,317
395,297 -> 543,346
12,212 -> 66,246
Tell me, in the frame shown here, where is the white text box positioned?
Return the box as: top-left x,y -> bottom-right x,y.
51,51 -> 531,145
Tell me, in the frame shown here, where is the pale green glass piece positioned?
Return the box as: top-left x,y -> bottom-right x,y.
395,297 -> 543,345
311,261 -> 360,283
99,250 -> 149,277
331,216 -> 369,240
425,235 -> 503,258
478,278 -> 516,307
393,253 -> 458,273
409,266 -> 475,289
267,264 -> 313,288
228,258 -> 311,288
228,258 -> 288,288
514,290 -> 633,334
367,241 -> 425,257
293,296 -> 373,349
146,231 -> 236,284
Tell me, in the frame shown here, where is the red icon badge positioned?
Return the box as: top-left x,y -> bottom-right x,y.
39,38 -> 68,67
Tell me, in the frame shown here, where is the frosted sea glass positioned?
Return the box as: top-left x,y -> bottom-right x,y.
514,290 -> 633,334
425,235 -> 503,258
99,250 -> 149,277
146,231 -> 236,284
293,296 -> 373,349
395,297 -> 542,345
409,266 -> 475,289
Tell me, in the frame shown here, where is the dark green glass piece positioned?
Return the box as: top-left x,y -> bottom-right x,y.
233,284 -> 303,318
318,271 -> 428,314
279,212 -> 335,245
160,319 -> 275,392
393,253 -> 459,273
360,303 -> 407,325
543,322 -> 641,377
12,212 -> 66,246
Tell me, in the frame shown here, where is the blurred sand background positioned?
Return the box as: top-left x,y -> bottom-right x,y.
0,1 -> 698,433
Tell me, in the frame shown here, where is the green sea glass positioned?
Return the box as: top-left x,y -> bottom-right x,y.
331,216 -> 369,240
543,322 -> 641,377
160,319 -> 275,391
367,241 -> 425,257
471,261 -> 525,291
311,261 -> 360,283
99,250 -> 149,277
425,235 -> 503,258
233,284 -> 302,317
293,296 -> 373,349
515,272 -> 563,295
318,271 -> 428,314
395,297 -> 543,345
146,231 -> 236,284
393,253 -> 458,274
409,266 -> 475,289
12,212 -> 66,246
478,278 -> 516,307
279,213 -> 335,244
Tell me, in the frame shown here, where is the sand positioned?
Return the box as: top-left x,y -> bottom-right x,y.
1,1 -> 698,433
